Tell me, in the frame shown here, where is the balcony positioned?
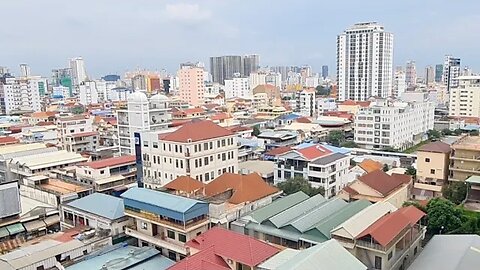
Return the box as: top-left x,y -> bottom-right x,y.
451,155 -> 480,162
356,224 -> 425,254
125,226 -> 188,255
449,166 -> 480,173
124,209 -> 209,231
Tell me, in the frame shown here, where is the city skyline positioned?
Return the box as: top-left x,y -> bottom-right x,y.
1,0 -> 479,77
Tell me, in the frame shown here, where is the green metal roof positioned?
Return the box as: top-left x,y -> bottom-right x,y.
6,223 -> 25,235
0,227 -> 9,238
309,199 -> 372,238
466,175 -> 480,185
269,194 -> 326,228
246,222 -> 302,241
289,198 -> 347,232
249,191 -> 309,223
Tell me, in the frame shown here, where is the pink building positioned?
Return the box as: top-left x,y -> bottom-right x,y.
177,64 -> 205,106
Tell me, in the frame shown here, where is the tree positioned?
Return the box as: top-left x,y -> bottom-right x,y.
426,198 -> 463,234
71,106 -> 85,114
252,125 -> 261,136
326,130 -> 345,147
340,141 -> 358,148
403,201 -> 427,213
405,166 -> 416,176
442,129 -> 453,136
315,85 -> 330,96
382,164 -> 390,172
442,181 -> 467,205
277,177 -> 325,197
427,129 -> 442,140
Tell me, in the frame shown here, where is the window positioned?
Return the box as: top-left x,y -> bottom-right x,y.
167,230 -> 175,239
100,170 -> 105,174
153,142 -> 158,148
143,141 -> 148,147
414,246 -> 418,255
374,256 -> 382,269
425,158 -> 430,163
204,157 -> 209,165
388,251 -> 393,260
178,233 -> 187,243
222,153 -> 226,161
141,222 -> 148,230
204,143 -> 208,150
430,169 -> 435,174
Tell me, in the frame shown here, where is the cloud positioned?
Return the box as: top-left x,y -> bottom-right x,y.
164,3 -> 212,24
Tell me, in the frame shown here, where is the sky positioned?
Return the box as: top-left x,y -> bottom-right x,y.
1,0 -> 479,78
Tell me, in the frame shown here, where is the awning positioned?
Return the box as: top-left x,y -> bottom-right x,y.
23,220 -> 47,233
0,227 -> 9,238
6,223 -> 25,235
44,214 -> 60,226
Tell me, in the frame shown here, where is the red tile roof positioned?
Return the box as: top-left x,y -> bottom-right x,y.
78,155 -> 136,169
36,121 -> 55,126
357,206 -> 425,247
295,117 -> 312,123
358,170 -> 405,196
0,136 -> 19,145
264,146 -> 292,157
164,176 -> 205,193
185,227 -> 279,267
204,173 -> 279,204
227,125 -> 252,133
160,120 -> 234,143
210,113 -> 231,121
418,141 -> 451,154
340,100 -> 371,107
296,145 -> 332,160
168,246 -> 230,270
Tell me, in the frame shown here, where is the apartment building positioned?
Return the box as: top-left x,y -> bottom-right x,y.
295,88 -> 316,117
331,203 -> 426,270
2,76 -> 46,114
117,92 -> 171,155
178,63 -> 205,106
75,155 -> 136,193
413,141 -> 450,200
274,144 -> 351,197
354,98 -> 434,150
121,187 -> 209,261
138,120 -> 238,189
449,136 -> 480,182
224,74 -> 251,99
56,115 -> 94,149
449,76 -> 480,117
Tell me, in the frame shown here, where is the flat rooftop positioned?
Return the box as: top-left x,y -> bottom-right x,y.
39,179 -> 90,195
239,160 -> 275,176
0,143 -> 46,156
452,136 -> 480,151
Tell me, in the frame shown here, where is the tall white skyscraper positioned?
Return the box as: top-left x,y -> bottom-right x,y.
442,55 -> 461,92
69,57 -> 88,86
337,22 -> 393,101
19,64 -> 31,77
393,70 -> 406,98
405,61 -> 417,87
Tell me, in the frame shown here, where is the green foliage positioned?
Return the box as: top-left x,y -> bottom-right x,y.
453,129 -> 463,135
405,166 -> 416,176
71,106 -> 85,114
382,164 -> 390,172
340,141 -> 358,148
326,130 -> 344,147
403,201 -> 427,213
426,198 -> 463,234
252,125 -> 261,136
442,181 -> 467,205
382,147 -> 398,152
442,129 -> 453,136
277,176 -> 325,197
427,129 -> 442,140
315,85 -> 330,96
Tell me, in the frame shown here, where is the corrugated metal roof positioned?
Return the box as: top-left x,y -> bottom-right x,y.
310,153 -> 347,165
289,198 -> 347,232
11,150 -> 87,170
466,175 -> 480,184
249,191 -> 310,223
0,143 -> 46,156
67,193 -> 124,220
331,201 -> 397,239
269,194 -> 327,228
121,187 -> 207,214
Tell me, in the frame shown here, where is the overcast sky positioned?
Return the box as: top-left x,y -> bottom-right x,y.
1,0 -> 479,78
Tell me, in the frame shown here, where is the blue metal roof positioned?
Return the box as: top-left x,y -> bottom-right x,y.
237,137 -> 259,148
121,188 -> 208,222
321,143 -> 351,154
67,193 -> 124,220
279,113 -> 302,121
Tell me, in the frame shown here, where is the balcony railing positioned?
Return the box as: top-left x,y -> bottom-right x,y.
125,226 -> 188,255
356,224 -> 425,253
124,209 -> 208,231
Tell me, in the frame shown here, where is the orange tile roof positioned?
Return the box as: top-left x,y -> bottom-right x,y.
78,155 -> 136,169
164,176 -> 205,193
358,159 -> 383,173
357,206 -> 425,247
296,145 -> 332,160
264,146 -> 292,157
29,111 -> 57,118
36,121 -> 55,126
0,136 -> 19,144
204,173 -> 279,204
210,112 -> 232,121
160,120 -> 234,143
295,117 -> 312,123
340,100 -> 371,107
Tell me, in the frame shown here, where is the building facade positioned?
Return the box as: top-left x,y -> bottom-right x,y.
337,22 -> 393,101
442,55 -> 461,92
295,88 -> 316,117
449,76 -> 480,117
177,63 -> 205,106
224,75 -> 251,99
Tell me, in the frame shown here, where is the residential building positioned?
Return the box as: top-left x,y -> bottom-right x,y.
449,135 -> 480,182
322,65 -> 329,79
164,173 -> 281,228
64,131 -> 99,154
75,155 -> 136,193
392,70 -> 406,98
425,65 -> 435,86
338,169 -> 411,208
224,74 -> 251,99
337,22 -> 393,101
239,160 -> 275,182
435,64 -> 443,83
9,150 -> 88,182
69,57 -> 88,86
3,76 -> 45,114
354,98 -> 434,150
257,130 -> 299,150
449,76 -> 480,117
317,97 -> 337,114
231,192 -> 372,249
60,193 -> 132,241
169,227 -> 278,270
405,61 -> 417,87
349,159 -> 384,180
210,55 -> 259,84
138,120 -> 238,189
442,55 -> 461,92
413,141 -> 450,200
56,115 -> 94,150
121,187 -> 210,261
408,234 -> 480,270
117,92 -> 171,155
337,100 -> 371,115
78,81 -> 100,105
243,54 -> 260,76
249,71 -> 267,89
275,145 -> 351,197
331,203 -> 426,270
178,63 -> 205,106
65,245 -> 175,270
295,88 -> 316,117
258,239 -> 367,270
